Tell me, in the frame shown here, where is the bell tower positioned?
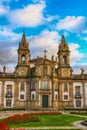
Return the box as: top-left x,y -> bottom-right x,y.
18,33 -> 30,65
16,33 -> 30,76
57,35 -> 72,77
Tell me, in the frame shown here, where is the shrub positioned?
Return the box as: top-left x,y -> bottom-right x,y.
28,111 -> 61,115
2,114 -> 40,125
0,121 -> 10,130
64,108 -> 87,111
1,108 -> 25,111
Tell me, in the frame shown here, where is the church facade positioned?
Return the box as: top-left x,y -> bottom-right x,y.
0,33 -> 87,110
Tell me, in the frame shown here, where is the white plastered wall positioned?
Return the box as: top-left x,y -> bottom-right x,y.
4,81 -> 14,107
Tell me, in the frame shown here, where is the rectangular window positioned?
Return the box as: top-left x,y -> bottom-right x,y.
64,95 -> 68,100
42,81 -> 48,89
6,89 -> 12,98
31,94 -> 35,100
20,94 -> 24,99
6,100 -> 11,107
7,89 -> 12,95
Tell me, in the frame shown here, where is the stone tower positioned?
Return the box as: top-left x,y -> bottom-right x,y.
16,33 -> 30,76
57,35 -> 72,77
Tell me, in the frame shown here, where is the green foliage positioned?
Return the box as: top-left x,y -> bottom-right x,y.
8,114 -> 86,128
2,114 -> 40,126
64,108 -> 87,111
1,108 -> 25,111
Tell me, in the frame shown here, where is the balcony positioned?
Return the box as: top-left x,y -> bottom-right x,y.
30,87 -> 36,90
74,93 -> 82,99
5,93 -> 13,98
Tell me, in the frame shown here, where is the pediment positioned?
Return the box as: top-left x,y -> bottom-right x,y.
36,58 -> 52,65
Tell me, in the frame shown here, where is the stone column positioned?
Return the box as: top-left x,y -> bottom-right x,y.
82,82 -> 86,108
2,81 -> 5,108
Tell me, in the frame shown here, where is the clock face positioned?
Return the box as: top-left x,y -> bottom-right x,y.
19,68 -> 26,75
21,69 -> 25,74
63,70 -> 67,76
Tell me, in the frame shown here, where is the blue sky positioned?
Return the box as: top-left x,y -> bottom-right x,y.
0,0 -> 87,73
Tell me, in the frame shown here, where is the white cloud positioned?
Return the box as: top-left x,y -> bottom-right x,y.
45,15 -> 59,22
0,27 -> 20,40
0,4 -> 9,15
57,16 -> 86,32
30,30 -> 60,46
0,0 -> 10,15
8,3 -> 46,27
29,30 -> 84,65
72,63 -> 87,74
29,30 -> 60,59
6,66 -> 15,73
69,43 -> 84,65
0,29 -> 20,66
0,47 -> 17,65
0,64 -> 15,73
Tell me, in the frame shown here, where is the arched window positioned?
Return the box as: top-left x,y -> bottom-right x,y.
7,85 -> 12,95
31,82 -> 35,89
63,55 -> 67,64
64,83 -> 68,92
42,81 -> 48,89
75,86 -> 80,94
21,54 -> 25,62
43,66 -> 47,74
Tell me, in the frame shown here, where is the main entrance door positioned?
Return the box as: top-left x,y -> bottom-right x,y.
42,95 -> 48,108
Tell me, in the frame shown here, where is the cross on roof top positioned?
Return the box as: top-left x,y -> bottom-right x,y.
43,49 -> 47,59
